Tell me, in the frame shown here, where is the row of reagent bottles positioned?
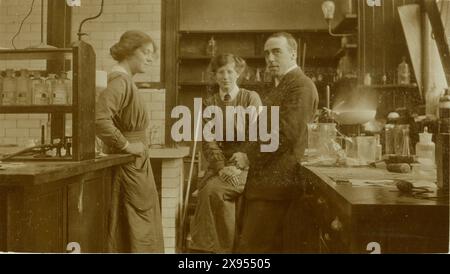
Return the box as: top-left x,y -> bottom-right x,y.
0,69 -> 72,106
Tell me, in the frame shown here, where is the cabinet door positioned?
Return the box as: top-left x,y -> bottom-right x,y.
1,184 -> 65,253
67,168 -> 112,253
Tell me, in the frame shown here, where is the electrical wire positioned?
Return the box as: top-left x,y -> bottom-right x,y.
11,0 -> 36,49
77,0 -> 105,40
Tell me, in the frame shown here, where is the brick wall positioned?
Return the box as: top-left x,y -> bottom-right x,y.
140,89 -> 165,146
71,0 -> 161,82
0,0 -> 47,70
0,0 -> 166,148
160,158 -> 185,253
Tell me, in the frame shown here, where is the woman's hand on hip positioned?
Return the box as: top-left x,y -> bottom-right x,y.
124,142 -> 145,156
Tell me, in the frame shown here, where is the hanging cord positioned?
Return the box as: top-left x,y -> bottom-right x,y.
77,0 -> 104,41
11,0 -> 36,49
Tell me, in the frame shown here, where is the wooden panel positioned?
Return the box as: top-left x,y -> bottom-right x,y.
47,0 -> 72,73
67,170 -> 110,253
180,0 -> 348,31
72,41 -> 96,161
0,189 -> 6,251
6,186 -> 64,252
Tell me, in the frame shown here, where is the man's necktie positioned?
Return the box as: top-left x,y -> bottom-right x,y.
224,93 -> 231,102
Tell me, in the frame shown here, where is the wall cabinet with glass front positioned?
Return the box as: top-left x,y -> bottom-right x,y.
0,41 -> 96,161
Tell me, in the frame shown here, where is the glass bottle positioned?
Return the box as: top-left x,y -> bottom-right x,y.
52,72 -> 69,105
31,71 -> 50,105
46,74 -> 57,105
16,69 -> 32,105
206,36 -> 217,57
2,69 -> 17,105
415,127 -> 435,166
397,56 -> 411,85
63,72 -> 72,105
401,128 -> 411,156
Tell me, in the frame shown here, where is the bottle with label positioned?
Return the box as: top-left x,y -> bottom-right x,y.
62,72 -> 73,105
31,71 -> 50,105
384,112 -> 399,155
46,74 -> 57,105
2,69 -> 17,105
401,128 -> 411,156
206,36 -> 217,57
52,72 -> 69,105
375,134 -> 382,161
415,127 -> 435,166
397,56 -> 411,85
16,69 -> 32,105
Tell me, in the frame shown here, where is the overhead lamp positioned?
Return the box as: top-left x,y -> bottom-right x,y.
322,0 -> 352,37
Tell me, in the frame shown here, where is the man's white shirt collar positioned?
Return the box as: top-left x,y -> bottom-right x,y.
219,85 -> 239,102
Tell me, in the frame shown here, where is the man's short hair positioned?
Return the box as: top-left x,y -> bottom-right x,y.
266,32 -> 298,53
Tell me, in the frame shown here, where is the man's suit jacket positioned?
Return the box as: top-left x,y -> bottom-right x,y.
244,67 -> 319,200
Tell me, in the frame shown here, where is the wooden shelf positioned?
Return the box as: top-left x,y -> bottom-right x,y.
333,14 -> 358,34
179,81 -> 212,86
180,55 -> 265,60
179,81 -> 267,87
179,55 -> 335,67
0,48 -> 72,60
360,84 -> 418,90
179,29 -> 329,34
0,105 -> 73,114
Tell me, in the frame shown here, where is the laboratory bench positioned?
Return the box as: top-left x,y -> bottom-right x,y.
0,154 -> 134,253
300,165 -> 449,253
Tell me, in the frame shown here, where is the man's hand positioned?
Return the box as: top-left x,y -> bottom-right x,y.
230,152 -> 249,170
219,166 -> 242,187
124,142 -> 145,156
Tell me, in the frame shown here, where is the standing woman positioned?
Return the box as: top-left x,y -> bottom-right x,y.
96,30 -> 164,253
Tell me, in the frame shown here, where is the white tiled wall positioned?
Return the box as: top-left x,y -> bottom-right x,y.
139,89 -> 166,146
0,0 -> 165,147
71,0 -> 161,82
0,114 -> 49,147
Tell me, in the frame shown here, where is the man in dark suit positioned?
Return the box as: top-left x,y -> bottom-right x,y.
233,32 -> 319,253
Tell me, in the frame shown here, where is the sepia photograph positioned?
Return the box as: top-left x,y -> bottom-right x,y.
0,0 -> 449,259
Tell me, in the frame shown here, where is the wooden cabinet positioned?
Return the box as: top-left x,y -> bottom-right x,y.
1,170 -> 110,252
300,166 -> 449,253
0,41 -> 96,161
0,155 -> 133,253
